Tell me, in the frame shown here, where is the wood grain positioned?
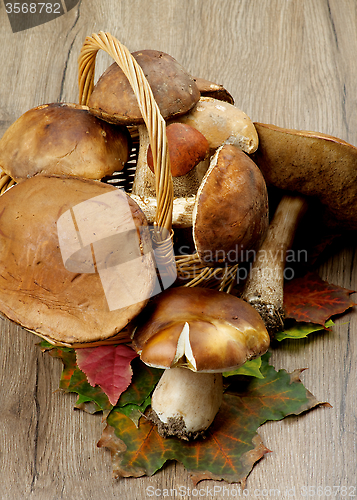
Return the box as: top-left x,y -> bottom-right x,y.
0,1 -> 356,498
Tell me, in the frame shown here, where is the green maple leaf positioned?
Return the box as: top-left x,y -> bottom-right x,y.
97,353 -> 328,484
223,357 -> 264,379
275,319 -> 335,342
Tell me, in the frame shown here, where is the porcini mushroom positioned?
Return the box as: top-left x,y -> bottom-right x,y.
0,103 -> 130,181
85,49 -> 200,199
0,175 -> 156,344
147,122 -> 210,197
192,143 -> 269,267
132,286 -> 270,439
193,77 -> 234,104
242,122 -> 357,333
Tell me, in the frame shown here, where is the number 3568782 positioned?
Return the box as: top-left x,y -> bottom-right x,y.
5,3 -> 62,14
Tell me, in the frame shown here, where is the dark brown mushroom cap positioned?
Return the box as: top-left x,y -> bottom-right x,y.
88,50 -> 200,125
193,77 -> 234,104
0,175 -> 155,344
147,122 -> 209,177
0,103 -> 130,181
132,286 -> 270,372
251,122 -> 357,230
193,144 -> 269,266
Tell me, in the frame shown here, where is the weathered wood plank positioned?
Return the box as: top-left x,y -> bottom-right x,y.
0,1 -> 356,498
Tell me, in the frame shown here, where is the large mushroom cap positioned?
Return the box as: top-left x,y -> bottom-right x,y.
88,50 -> 200,125
193,144 -> 269,266
252,122 -> 357,230
0,103 -> 130,182
0,175 -> 156,344
132,286 -> 270,372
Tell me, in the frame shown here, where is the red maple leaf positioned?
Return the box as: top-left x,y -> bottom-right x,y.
284,272 -> 356,325
75,345 -> 138,406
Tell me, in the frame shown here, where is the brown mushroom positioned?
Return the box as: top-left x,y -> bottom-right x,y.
132,286 -> 270,439
192,144 -> 269,267
88,50 -> 200,125
0,103 -> 130,181
86,49 -> 200,198
193,77 -> 234,104
241,122 -> 357,334
147,122 -> 210,197
0,175 -> 156,344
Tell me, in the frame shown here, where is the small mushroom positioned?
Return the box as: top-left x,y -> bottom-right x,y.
242,122 -> 357,333
0,103 -> 130,181
193,77 -> 234,104
192,144 -> 269,266
146,122 -> 210,197
132,286 -> 270,439
0,175 -> 156,344
175,96 -> 259,154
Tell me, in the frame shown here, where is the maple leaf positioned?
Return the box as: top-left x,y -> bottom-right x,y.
75,345 -> 139,406
284,271 -> 356,325
42,344 -> 162,422
97,353 -> 328,484
48,346 -> 113,414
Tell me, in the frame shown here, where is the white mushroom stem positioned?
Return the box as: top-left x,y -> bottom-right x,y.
130,193 -> 195,228
151,367 -> 223,440
131,125 -> 209,199
241,194 -> 308,334
131,126 -> 154,196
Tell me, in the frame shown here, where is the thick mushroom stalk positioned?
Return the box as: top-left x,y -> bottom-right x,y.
149,321 -> 222,440
241,195 -> 308,334
151,366 -> 223,440
132,287 -> 270,439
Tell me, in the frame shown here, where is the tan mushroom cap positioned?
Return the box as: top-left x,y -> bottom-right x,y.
0,103 -> 130,182
147,122 -> 209,177
132,286 -> 270,373
193,144 -> 269,266
0,175 -> 156,344
88,50 -> 200,125
176,97 -> 259,153
251,122 -> 357,230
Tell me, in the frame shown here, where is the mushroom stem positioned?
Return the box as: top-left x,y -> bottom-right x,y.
131,126 -> 155,196
241,194 -> 308,334
150,367 -> 223,440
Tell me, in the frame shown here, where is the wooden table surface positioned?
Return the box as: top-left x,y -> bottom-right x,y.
0,1 -> 356,499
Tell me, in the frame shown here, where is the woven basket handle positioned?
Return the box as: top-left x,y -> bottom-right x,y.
78,31 -> 173,234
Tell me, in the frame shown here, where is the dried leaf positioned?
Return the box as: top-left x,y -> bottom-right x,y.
76,345 -> 138,406
98,353 -> 326,484
284,272 -> 355,325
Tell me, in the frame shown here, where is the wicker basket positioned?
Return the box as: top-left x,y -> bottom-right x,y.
0,33 -> 239,347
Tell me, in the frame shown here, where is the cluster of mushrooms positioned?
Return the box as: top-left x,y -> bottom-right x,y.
0,33 -> 356,440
